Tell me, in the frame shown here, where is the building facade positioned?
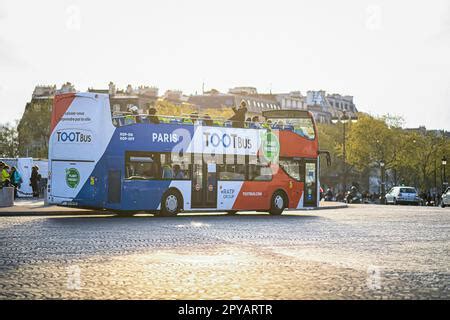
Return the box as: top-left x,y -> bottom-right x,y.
305,90 -> 358,123
276,91 -> 307,110
188,88 -> 281,118
189,88 -> 358,123
89,82 -> 159,114
326,93 -> 357,114
31,85 -> 56,102
305,90 -> 335,123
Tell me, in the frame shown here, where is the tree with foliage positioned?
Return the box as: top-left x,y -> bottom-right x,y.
155,99 -> 234,123
346,114 -> 399,171
155,100 -> 195,117
317,122 -> 345,188
0,122 -> 19,157
17,100 -> 52,158
334,112 -> 449,193
396,130 -> 450,191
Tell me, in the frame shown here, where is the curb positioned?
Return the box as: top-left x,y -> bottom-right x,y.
0,209 -> 107,217
0,212 -> 108,217
316,204 -> 348,210
0,205 -> 348,217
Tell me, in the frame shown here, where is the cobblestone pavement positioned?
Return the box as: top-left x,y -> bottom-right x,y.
0,205 -> 449,299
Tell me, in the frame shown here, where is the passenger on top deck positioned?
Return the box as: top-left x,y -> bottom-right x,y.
148,107 -> 160,124
190,112 -> 200,125
229,100 -> 247,128
262,119 -> 272,129
251,116 -> 262,129
203,114 -> 214,126
123,106 -> 141,124
245,117 -> 252,128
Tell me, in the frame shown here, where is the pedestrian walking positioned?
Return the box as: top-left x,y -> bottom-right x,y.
9,166 -> 22,199
30,166 -> 41,198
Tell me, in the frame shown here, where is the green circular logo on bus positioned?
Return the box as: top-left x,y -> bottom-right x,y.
66,168 -> 80,188
261,131 -> 280,162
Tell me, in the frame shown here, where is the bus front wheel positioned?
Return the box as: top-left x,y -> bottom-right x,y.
160,190 -> 181,217
269,191 -> 286,215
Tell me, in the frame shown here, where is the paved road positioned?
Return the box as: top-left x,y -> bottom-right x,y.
0,205 -> 449,299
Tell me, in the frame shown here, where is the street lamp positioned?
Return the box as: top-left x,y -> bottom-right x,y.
443,156 -> 448,191
380,161 -> 386,204
331,111 -> 358,192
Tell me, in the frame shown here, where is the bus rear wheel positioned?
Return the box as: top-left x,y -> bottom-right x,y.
160,190 -> 181,217
269,191 -> 286,215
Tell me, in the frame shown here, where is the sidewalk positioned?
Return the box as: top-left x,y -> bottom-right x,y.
0,199 -> 347,217
0,199 -> 101,216
317,201 -> 348,210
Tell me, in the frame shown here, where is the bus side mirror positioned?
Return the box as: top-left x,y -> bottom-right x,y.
319,150 -> 332,167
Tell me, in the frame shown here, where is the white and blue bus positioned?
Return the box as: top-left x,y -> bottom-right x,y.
48,92 -> 324,216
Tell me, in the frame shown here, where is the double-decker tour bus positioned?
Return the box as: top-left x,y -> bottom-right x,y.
48,92 -> 328,216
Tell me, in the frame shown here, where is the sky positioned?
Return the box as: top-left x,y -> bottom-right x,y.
0,0 -> 449,130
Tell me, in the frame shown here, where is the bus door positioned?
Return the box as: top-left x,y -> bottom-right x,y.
107,170 -> 121,204
191,156 -> 217,208
304,160 -> 317,207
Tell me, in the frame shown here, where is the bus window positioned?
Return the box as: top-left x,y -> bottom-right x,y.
248,156 -> 272,181
279,158 -> 302,181
170,152 -> 191,180
305,163 -> 316,184
125,153 -> 160,180
293,118 -> 315,139
160,154 -> 172,179
157,152 -> 191,180
218,164 -> 246,181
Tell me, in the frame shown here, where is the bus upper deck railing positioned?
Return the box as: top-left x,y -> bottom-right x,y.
111,113 -> 299,131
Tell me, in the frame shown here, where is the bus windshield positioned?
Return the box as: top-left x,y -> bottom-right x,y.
266,117 -> 315,140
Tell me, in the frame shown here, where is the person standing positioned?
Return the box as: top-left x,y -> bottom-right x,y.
9,166 -> 22,199
148,107 -> 160,124
190,112 -> 200,124
203,114 -> 214,126
1,163 -> 11,187
229,101 -> 248,128
30,166 -> 41,198
0,162 -> 5,186
172,164 -> 185,179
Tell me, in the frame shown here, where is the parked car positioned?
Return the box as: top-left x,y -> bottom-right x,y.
441,188 -> 450,208
385,186 -> 421,205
